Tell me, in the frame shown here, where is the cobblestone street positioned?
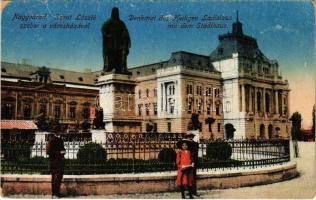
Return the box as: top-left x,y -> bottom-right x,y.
6,142 -> 315,199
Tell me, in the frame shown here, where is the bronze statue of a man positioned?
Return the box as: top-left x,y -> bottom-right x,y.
101,7 -> 131,74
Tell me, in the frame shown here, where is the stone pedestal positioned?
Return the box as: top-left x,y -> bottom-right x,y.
91,129 -> 107,143
96,73 -> 141,133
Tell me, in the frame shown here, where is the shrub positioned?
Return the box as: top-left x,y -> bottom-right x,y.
206,142 -> 232,160
2,142 -> 33,161
77,142 -> 107,163
158,148 -> 176,162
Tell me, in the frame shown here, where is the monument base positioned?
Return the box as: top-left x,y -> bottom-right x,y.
96,73 -> 141,133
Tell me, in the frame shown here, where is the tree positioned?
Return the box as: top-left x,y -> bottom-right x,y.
191,113 -> 200,130
93,109 -> 105,129
290,112 -> 302,140
36,115 -> 50,131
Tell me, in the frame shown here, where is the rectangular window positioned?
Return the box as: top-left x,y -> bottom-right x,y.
216,105 -> 220,116
167,122 -> 171,132
138,104 -> 142,116
170,105 -> 174,114
208,122 -> 212,132
69,106 -> 76,119
54,105 -> 61,119
217,123 -> 221,132
154,88 -> 157,97
145,104 -> 150,116
153,103 -> 157,115
138,90 -> 141,99
207,104 -> 211,115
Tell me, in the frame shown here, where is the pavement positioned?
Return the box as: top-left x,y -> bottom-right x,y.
3,142 -> 315,199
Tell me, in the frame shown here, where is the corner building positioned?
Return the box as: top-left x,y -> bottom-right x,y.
129,17 -> 290,139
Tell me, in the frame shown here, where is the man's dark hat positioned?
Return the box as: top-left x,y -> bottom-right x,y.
176,139 -> 193,149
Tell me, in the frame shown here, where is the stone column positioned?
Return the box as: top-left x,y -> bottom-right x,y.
241,84 -> 245,112
275,90 -> 279,114
254,87 -> 257,113
286,92 -> 289,117
249,86 -> 252,112
164,83 -> 168,112
161,83 -> 164,111
279,91 -> 283,115
263,88 -> 266,114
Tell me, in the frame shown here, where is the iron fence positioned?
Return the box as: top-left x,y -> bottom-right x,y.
1,132 -> 290,174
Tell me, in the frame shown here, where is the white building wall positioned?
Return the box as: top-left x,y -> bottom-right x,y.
213,54 -> 247,139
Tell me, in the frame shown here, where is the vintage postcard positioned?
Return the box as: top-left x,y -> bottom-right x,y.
1,0 -> 315,199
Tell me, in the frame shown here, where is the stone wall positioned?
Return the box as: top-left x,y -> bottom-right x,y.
1,163 -> 297,196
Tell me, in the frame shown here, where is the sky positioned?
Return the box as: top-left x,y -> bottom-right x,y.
1,0 -> 315,128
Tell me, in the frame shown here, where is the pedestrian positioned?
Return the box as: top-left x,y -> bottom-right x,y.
46,132 -> 66,199
176,140 -> 195,199
184,133 -> 199,197
293,140 -> 299,158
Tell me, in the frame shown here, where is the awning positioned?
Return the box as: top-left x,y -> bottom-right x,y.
0,120 -> 38,130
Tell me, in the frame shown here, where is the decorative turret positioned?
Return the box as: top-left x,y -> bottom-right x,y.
232,11 -> 243,35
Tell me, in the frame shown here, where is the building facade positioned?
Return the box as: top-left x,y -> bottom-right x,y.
1,17 -> 290,139
1,63 -> 99,132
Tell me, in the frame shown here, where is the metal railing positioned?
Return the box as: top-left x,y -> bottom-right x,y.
1,132 -> 290,174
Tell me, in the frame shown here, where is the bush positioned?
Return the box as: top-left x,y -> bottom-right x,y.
158,148 -> 176,162
2,142 -> 33,161
77,142 -> 107,163
206,142 -> 232,160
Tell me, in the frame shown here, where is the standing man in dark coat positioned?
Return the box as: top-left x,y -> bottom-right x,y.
46,133 -> 66,198
101,7 -> 131,74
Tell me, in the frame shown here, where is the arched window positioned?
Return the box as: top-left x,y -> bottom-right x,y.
225,123 -> 236,139
146,89 -> 150,97
54,105 -> 61,119
138,90 -> 141,99
70,107 -> 76,119
39,104 -> 47,117
268,124 -> 273,139
2,102 -> 14,119
23,104 -> 32,119
260,124 -> 265,139
82,102 -> 90,120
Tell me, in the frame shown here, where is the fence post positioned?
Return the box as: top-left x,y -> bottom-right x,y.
252,141 -> 255,169
133,139 -> 135,173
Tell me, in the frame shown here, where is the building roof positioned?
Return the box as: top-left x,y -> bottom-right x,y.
1,62 -> 98,86
129,51 -> 219,76
0,120 -> 38,130
210,14 -> 271,63
129,61 -> 167,76
167,51 -> 217,72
